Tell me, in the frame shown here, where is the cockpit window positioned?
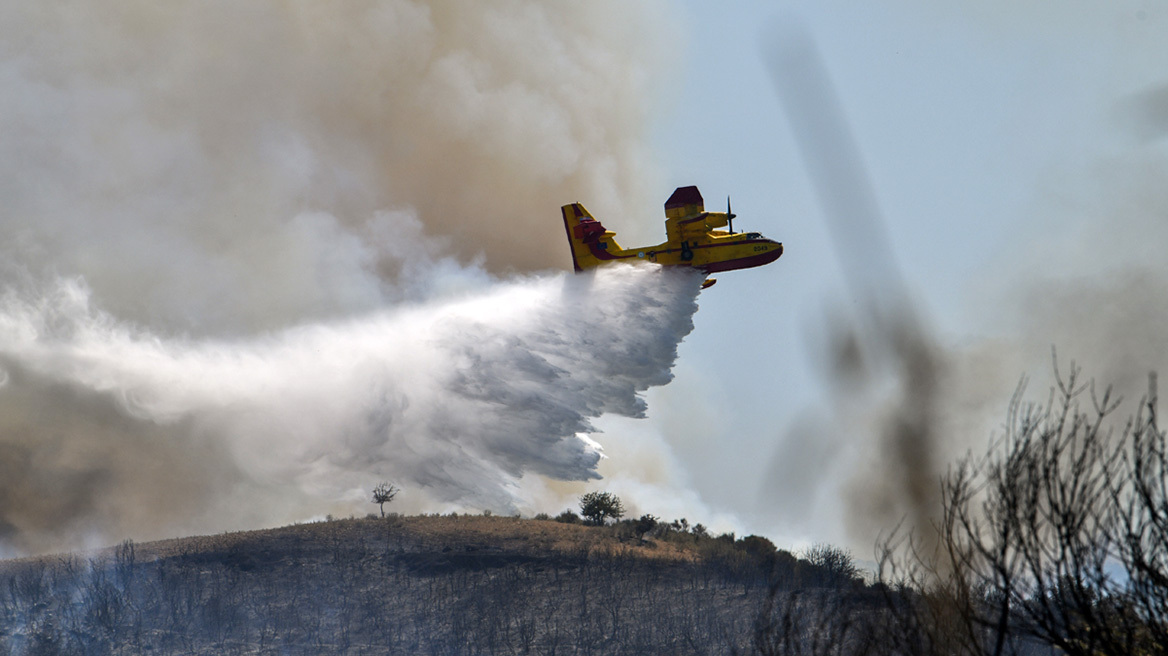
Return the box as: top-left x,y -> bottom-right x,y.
745,232 -> 762,240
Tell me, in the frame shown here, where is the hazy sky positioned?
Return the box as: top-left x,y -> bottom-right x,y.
609,0 -> 1168,548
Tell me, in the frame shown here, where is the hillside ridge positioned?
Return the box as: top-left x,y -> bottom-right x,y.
1,513 -> 708,574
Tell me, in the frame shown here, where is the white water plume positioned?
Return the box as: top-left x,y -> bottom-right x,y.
0,265 -> 702,554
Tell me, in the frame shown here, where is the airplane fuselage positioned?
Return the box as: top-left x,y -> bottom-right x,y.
584,221 -> 783,274
562,186 -> 783,281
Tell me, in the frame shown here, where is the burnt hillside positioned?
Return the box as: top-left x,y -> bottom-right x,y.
0,514 -> 835,655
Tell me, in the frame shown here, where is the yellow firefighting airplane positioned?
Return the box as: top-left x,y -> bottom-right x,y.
562,186 -> 782,288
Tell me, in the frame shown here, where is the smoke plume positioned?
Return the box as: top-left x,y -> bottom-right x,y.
767,24 -> 945,548
1,2 -> 674,334
0,2 -> 690,554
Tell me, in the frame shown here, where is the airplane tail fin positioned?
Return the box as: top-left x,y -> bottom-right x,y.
561,202 -> 623,272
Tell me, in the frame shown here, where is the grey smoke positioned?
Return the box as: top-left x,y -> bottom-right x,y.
766,22 -> 943,547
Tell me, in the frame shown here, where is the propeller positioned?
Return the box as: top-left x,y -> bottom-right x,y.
726,196 -> 736,234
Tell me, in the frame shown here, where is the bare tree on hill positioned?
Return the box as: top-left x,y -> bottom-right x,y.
371,482 -> 398,518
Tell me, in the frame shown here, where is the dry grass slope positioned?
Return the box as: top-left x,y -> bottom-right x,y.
0,515 -> 777,655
